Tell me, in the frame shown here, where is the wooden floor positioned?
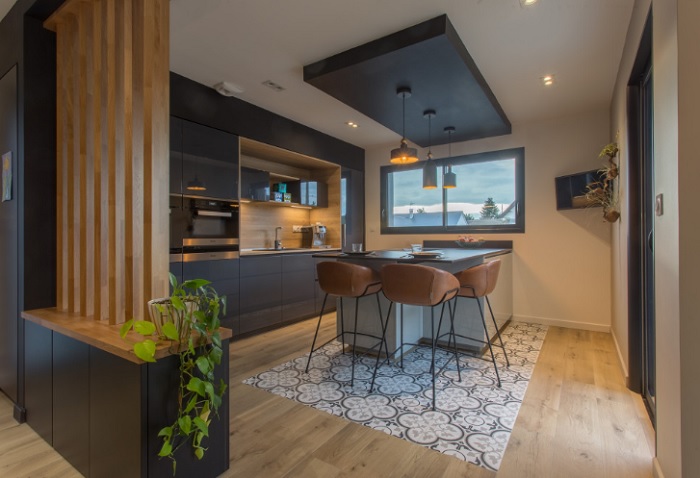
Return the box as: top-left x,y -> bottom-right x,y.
0,316 -> 654,477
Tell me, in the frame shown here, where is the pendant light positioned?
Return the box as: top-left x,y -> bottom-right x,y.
186,174 -> 207,191
390,87 -> 419,164
443,126 -> 457,189
422,110 -> 438,189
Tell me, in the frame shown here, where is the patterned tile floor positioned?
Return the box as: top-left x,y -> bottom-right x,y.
243,322 -> 548,472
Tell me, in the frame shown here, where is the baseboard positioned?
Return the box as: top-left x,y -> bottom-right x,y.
652,457 -> 664,478
611,329 -> 630,386
13,403 -> 26,423
513,314 -> 611,333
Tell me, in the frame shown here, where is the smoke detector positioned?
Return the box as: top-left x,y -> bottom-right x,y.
213,81 -> 244,97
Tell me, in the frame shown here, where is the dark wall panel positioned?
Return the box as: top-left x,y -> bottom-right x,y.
53,333 -> 90,477
23,320 -> 52,443
90,347 -> 145,478
170,73 -> 365,171
0,65 -> 18,403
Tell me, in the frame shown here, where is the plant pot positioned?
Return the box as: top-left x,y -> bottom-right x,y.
147,297 -> 198,343
604,209 -> 620,223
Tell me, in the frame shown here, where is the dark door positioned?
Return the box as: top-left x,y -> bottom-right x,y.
0,65 -> 18,402
640,63 -> 655,420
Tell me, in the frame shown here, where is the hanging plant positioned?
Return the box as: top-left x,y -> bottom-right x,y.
585,142 -> 620,222
120,273 -> 227,475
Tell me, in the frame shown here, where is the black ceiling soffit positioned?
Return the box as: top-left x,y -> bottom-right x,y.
304,14 -> 511,147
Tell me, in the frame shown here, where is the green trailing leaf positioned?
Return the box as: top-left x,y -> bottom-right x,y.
133,320 -> 156,336
203,381 -> 215,402
119,319 -> 134,339
196,355 -> 211,375
194,447 -> 204,460
158,439 -> 172,457
192,417 -> 209,437
158,426 -> 173,439
184,278 -> 210,290
178,415 -> 192,435
169,272 -> 178,290
162,322 -> 179,341
186,377 -> 206,397
134,340 -> 156,362
184,395 -> 198,414
210,346 -> 222,365
170,295 -> 185,311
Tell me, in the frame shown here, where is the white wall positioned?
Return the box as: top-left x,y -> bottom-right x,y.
611,0 -> 700,476
365,109 -> 613,332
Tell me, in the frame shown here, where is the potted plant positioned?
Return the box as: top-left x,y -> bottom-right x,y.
120,274 -> 227,475
585,142 -> 620,222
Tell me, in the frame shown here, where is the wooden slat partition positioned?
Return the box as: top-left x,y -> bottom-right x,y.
47,0 -> 169,324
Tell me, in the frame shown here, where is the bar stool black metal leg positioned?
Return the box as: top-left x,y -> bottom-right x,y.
448,298 -> 461,381
339,297 -> 346,354
486,296 -> 510,367
351,297 -> 360,386
432,301 -> 448,374
400,303 -> 405,370
476,297 -> 501,387
375,293 -> 388,364
370,300 -> 393,392
430,306 -> 437,411
306,293 -> 329,373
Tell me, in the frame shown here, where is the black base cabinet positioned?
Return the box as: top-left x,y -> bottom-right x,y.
239,255 -> 282,333
282,254 -> 316,323
25,327 -> 230,478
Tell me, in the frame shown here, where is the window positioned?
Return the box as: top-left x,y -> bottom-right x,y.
380,147 -> 524,234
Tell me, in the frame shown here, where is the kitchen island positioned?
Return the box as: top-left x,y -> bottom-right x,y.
313,247 -> 512,357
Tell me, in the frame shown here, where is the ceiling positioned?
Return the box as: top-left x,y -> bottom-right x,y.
1,0 -> 635,151
170,0 -> 634,151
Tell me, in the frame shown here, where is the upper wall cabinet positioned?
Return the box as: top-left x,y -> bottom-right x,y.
170,117 -> 239,200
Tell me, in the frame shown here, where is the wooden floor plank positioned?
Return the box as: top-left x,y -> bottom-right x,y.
0,317 -> 654,477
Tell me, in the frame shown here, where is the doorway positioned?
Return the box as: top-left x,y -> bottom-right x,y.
627,11 -> 655,423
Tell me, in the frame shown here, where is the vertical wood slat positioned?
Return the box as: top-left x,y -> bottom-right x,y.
48,0 -> 169,324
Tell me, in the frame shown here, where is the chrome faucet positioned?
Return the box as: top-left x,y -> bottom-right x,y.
274,227 -> 283,250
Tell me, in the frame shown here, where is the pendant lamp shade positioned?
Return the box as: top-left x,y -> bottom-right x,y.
186,175 -> 207,191
422,109 -> 438,189
390,87 -> 419,164
443,126 -> 457,189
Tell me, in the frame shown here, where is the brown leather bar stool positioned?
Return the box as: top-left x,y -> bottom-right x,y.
376,263 -> 461,410
306,261 -> 386,389
453,259 -> 510,387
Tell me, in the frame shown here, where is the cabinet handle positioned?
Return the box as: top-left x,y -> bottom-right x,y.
196,210 -> 232,218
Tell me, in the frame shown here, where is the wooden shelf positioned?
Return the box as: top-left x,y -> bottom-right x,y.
22,308 -> 232,365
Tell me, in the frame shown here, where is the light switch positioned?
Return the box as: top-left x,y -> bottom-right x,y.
655,194 -> 664,216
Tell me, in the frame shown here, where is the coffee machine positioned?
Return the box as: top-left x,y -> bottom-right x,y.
311,223 -> 327,248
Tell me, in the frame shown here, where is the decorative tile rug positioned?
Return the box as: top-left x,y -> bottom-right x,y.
242,322 -> 547,472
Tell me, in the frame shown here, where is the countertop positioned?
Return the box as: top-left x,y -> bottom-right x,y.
22,308 -> 233,364
313,247 -> 512,273
240,247 -> 341,256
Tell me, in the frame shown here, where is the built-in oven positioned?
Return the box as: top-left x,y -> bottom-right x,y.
170,194 -> 241,331
170,195 -> 240,262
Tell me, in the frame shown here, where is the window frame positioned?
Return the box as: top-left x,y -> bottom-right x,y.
380,147 -> 525,234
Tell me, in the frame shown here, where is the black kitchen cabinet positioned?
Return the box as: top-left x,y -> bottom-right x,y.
240,167 -> 270,201
288,179 -> 328,207
170,117 -> 183,195
239,255 -> 282,333
172,117 -> 239,200
341,168 -> 364,249
182,258 -> 240,335
281,254 -> 316,323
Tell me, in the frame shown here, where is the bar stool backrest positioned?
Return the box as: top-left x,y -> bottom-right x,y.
455,259 -> 501,298
317,261 -> 381,298
380,263 -> 460,307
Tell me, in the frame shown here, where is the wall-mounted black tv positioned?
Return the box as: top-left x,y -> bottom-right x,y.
555,170 -> 604,210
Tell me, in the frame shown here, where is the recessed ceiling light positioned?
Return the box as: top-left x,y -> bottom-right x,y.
346,121 -> 359,128
542,74 -> 555,86
262,80 -> 285,92
520,0 -> 539,6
